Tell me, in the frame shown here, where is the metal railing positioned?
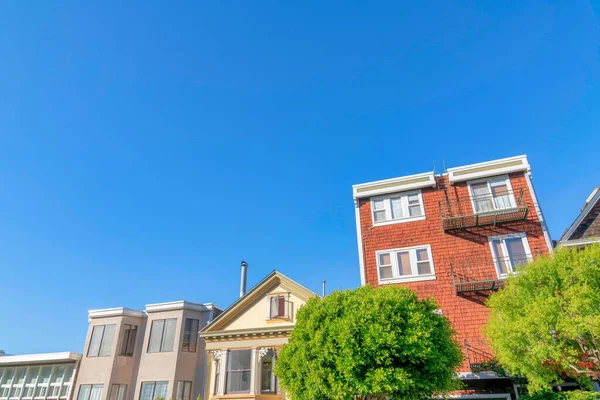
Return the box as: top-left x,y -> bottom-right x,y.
463,338 -> 502,374
439,188 -> 529,231
450,256 -> 532,294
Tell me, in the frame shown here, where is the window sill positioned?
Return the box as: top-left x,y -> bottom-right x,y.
266,317 -> 291,323
378,275 -> 437,285
372,215 -> 426,227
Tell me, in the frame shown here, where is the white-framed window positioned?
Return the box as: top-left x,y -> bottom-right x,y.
468,175 -> 517,214
488,233 -> 533,278
376,245 -> 436,284
87,324 -> 116,357
370,190 -> 425,226
268,295 -> 288,320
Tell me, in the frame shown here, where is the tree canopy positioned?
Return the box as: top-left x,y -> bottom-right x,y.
485,244 -> 600,393
274,285 -> 464,400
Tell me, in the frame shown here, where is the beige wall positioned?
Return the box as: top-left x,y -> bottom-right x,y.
76,307 -> 214,400
222,282 -> 305,331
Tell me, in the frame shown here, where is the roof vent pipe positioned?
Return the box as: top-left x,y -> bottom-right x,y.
240,261 -> 248,298
322,280 -> 326,297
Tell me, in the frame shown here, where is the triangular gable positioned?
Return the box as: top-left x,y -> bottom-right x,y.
560,188 -> 600,245
200,270 -> 318,335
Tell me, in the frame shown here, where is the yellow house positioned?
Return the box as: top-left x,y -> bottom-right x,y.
199,270 -> 318,400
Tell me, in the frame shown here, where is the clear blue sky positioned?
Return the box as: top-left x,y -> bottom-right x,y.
1,1 -> 599,354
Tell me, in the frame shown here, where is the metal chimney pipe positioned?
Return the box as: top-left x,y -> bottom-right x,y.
322,280 -> 326,297
240,261 -> 248,298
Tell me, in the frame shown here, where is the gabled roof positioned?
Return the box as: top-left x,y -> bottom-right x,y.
199,270 -> 318,336
559,187 -> 600,246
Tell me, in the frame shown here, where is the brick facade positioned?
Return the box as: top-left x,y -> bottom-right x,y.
356,171 -> 551,373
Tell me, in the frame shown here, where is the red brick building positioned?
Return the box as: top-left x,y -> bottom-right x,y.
352,155 -> 553,396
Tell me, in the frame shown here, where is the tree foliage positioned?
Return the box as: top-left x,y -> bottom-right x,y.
485,244 -> 600,393
520,391 -> 599,400
274,285 -> 464,400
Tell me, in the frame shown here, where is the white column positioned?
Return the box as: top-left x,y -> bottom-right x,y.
249,348 -> 257,395
218,350 -> 228,396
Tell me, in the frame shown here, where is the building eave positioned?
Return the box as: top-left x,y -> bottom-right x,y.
559,187 -> 600,243
145,300 -> 215,313
352,171 -> 436,199
447,155 -> 530,183
0,352 -> 82,366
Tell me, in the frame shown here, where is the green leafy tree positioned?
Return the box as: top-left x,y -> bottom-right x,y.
274,285 -> 464,400
485,244 -> 600,393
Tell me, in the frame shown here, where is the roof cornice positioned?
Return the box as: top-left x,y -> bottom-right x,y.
0,352 -> 82,366
447,155 -> 530,183
145,300 -> 214,313
352,171 -> 436,199
88,307 -> 145,319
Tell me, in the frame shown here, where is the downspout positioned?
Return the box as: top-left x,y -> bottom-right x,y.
354,198 -> 366,286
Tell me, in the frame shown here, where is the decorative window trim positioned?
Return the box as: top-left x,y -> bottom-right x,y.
370,190 -> 426,227
467,175 -> 517,215
266,295 -> 290,321
487,233 -> 533,278
375,245 -> 436,284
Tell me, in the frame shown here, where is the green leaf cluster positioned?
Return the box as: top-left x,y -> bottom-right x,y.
485,244 -> 600,393
274,285 -> 464,400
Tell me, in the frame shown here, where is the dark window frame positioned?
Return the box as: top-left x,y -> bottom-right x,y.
119,325 -> 138,357
181,319 -> 199,353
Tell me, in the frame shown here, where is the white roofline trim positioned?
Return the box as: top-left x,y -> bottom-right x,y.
447,155 -> 530,183
558,237 -> 600,248
352,171 -> 436,199
88,307 -> 145,319
560,188 -> 600,243
145,300 -> 214,313
0,352 -> 82,365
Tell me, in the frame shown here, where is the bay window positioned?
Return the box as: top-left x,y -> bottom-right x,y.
376,245 -> 435,283
370,190 -> 425,225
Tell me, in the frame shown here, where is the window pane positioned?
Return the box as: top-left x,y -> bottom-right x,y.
161,319 -> 177,352
409,205 -> 422,217
99,325 -> 116,356
51,366 -> 65,384
175,382 -> 190,400
416,248 -> 429,262
88,326 -> 105,357
117,386 -> 126,400
26,368 -> 39,385
183,320 -> 199,352
491,183 -> 513,209
120,325 -> 137,356
39,367 -> 52,384
373,199 -> 385,210
15,367 -> 26,384
226,372 -> 250,393
139,383 -> 155,400
228,350 -> 251,371
2,368 -> 14,384
89,385 -> 103,400
77,386 -> 91,400
109,386 -> 119,400
379,266 -> 393,279
379,253 -> 391,266
506,237 -> 528,266
270,297 -> 279,319
397,252 -> 412,276
390,197 -> 403,219
183,383 -> 190,400
374,210 -> 386,222
148,320 -> 165,353
471,182 -> 493,213
63,366 -> 74,384
154,382 -> 168,400
407,194 -> 419,204
278,297 -> 286,318
417,262 -> 431,275
492,240 -> 509,275
261,354 -> 274,392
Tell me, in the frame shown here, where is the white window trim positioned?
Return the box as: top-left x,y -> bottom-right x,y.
375,244 -> 436,284
467,175 -> 517,215
370,190 -> 426,227
266,295 -> 290,320
488,233 -> 533,279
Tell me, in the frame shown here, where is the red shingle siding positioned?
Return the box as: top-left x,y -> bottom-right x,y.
358,172 -> 550,372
